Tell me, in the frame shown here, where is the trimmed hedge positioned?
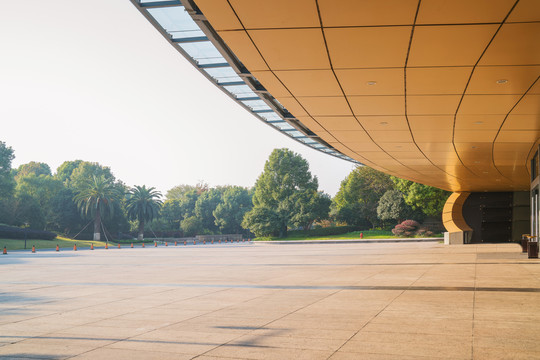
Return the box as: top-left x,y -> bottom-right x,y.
287,226 -> 360,238
0,225 -> 56,240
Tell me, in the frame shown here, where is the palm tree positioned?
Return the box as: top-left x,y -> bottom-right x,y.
126,185 -> 162,241
73,175 -> 123,241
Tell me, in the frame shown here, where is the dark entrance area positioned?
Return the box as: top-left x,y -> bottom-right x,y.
463,192 -> 529,243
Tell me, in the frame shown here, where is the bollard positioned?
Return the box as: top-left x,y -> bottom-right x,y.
73,244 -> 77,251
131,243 -> 133,248
32,245 -> 35,253
105,243 -> 108,250
360,232 -> 363,239
91,243 -> 94,250
3,246 -> 6,255
56,244 -> 59,252
142,242 -> 145,248
155,242 -> 157,247
118,243 -> 121,249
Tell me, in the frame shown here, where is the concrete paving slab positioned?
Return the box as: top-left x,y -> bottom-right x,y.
1,242 -> 539,359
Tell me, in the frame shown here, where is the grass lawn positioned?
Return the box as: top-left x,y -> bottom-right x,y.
0,236 -> 112,251
255,230 -> 443,241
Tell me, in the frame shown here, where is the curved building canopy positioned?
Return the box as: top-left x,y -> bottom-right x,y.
132,0 -> 540,193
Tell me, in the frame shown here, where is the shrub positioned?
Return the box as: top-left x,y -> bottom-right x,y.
0,225 -> 56,240
391,220 -> 421,237
287,225 -> 361,238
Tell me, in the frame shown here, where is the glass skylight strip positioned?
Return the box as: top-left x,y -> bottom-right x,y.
147,6 -> 204,39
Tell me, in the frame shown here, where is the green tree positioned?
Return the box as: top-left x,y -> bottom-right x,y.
159,199 -> 183,231
69,161 -> 116,190
195,188 -> 224,233
125,185 -> 163,241
241,206 -> 280,237
55,160 -> 83,183
333,166 -> 394,228
213,186 -> 252,234
291,191 -> 331,230
73,175 -> 123,241
377,189 -> 410,224
15,162 -> 51,180
0,141 -> 16,224
391,177 -> 450,217
15,174 -> 64,230
180,216 -> 203,237
243,148 -> 318,237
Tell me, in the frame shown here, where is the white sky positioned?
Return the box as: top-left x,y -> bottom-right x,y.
0,0 -> 355,196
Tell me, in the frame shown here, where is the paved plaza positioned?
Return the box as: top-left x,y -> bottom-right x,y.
1,241 -> 540,359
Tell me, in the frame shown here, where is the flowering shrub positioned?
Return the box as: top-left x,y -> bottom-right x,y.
392,220 -> 421,237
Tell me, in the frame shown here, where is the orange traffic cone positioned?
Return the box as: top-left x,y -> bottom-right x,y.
73,244 -> 77,251
56,244 -> 59,252
219,239 -> 221,243
360,232 -> 363,239
118,243 -> 121,249
175,241 -> 177,246
3,246 -> 7,255
184,241 -> 186,246
154,242 -> 157,247
32,245 -> 35,253
142,242 -> 145,248
193,240 -> 196,245
165,242 -> 168,247
91,243 -> 94,250
203,240 -> 206,245
105,243 -> 108,250
211,240 -> 214,244
131,243 -> 133,248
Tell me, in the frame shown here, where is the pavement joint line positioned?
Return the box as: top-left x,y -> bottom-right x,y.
2,281 -> 540,293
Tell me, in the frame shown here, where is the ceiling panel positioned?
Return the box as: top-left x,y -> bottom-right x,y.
318,0 -> 418,27
316,131 -> 338,143
315,116 -> 362,131
511,94 -> 540,115
194,0 -> 242,31
507,0 -> 540,23
458,94 -> 522,114
274,70 -> 342,97
297,96 -> 352,116
414,130 -> 453,143
408,115 -> 454,131
496,130 -> 540,143
466,66 -> 540,95
416,0 -> 515,24
454,114 -> 506,130
332,130 -> 372,143
407,95 -> 461,115
454,130 -> 498,142
379,142 -> 419,152
335,68 -> 404,96
346,141 -> 383,152
349,96 -> 405,115
369,130 -> 414,143
325,27 -> 412,68
356,116 -> 410,131
248,29 -> 330,70
408,25 -> 498,66
417,142 -> 456,152
296,116 -> 325,133
250,71 -> 291,97
218,30 -> 269,71
276,97 -> 308,117
479,23 -> 540,66
407,67 -> 471,95
229,0 -> 319,29
502,115 -> 540,130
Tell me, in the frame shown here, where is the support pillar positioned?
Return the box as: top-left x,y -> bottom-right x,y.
443,192 -> 473,245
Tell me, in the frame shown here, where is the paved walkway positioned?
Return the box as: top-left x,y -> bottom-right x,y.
0,242 -> 539,359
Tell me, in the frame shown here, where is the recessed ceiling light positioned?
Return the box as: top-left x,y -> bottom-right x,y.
471,146 -> 477,149
474,121 -> 483,124
474,161 -> 481,164
483,171 -> 489,174
395,145 -> 402,148
495,179 -> 501,181
380,121 -> 388,125
367,81 -> 377,86
496,79 -> 508,84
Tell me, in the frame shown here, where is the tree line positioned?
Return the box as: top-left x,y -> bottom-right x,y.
0,141 -> 450,239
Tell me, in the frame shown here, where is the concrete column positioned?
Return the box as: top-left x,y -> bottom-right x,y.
442,192 -> 473,245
